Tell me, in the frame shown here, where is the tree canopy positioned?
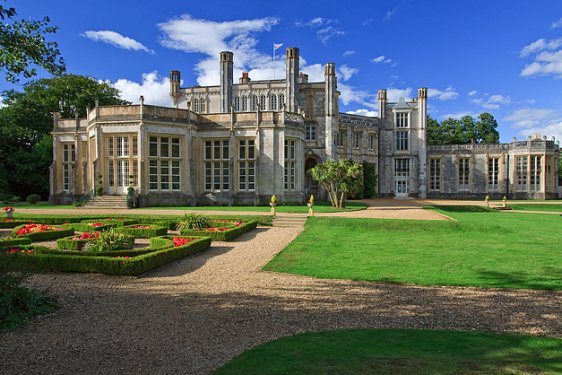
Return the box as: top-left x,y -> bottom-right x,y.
309,159 -> 363,208
0,0 -> 65,83
427,113 -> 500,145
0,74 -> 128,199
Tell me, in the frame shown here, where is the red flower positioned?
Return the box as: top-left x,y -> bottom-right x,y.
90,222 -> 104,227
172,237 -> 192,247
5,247 -> 35,254
16,223 -> 60,236
72,232 -> 100,241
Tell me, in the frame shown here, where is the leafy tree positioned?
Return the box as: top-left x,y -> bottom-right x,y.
0,75 -> 128,197
427,113 -> 500,145
309,159 -> 363,208
0,0 -> 65,83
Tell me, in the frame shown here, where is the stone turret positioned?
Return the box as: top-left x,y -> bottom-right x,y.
417,87 -> 428,199
170,70 -> 181,105
219,51 -> 234,113
377,89 -> 387,120
324,63 -> 337,159
285,47 -> 299,113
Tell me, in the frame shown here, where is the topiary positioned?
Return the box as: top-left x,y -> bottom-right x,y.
178,213 -> 211,230
26,194 -> 41,204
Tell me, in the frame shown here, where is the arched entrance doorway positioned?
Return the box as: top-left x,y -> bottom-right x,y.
304,156 -> 319,198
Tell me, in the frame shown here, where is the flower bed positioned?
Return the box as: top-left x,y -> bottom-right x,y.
69,221 -> 115,232
0,219 -> 32,229
56,232 -> 101,251
149,235 -> 210,250
81,218 -> 139,227
180,220 -> 257,241
11,223 -> 74,241
116,224 -> 167,238
1,237 -> 212,276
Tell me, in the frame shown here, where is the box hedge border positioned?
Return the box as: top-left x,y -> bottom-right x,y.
116,224 -> 167,238
0,219 -> 34,229
1,237 -> 212,276
180,220 -> 257,241
69,222 -> 115,232
11,225 -> 74,241
56,235 -> 99,251
81,218 -> 139,227
0,237 -> 32,248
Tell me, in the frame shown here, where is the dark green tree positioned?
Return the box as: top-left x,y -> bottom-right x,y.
427,113 -> 500,145
0,75 -> 129,197
475,112 -> 500,144
0,0 -> 65,83
362,160 -> 378,199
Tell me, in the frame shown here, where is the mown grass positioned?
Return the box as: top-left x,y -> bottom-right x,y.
213,329 -> 562,375
508,203 -> 562,212
264,206 -> 562,289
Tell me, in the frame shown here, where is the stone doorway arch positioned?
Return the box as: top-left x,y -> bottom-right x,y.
304,156 -> 320,198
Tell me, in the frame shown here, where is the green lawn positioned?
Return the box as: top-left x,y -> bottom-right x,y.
137,200 -> 367,213
5,202 -> 74,209
264,206 -> 562,289
213,329 -> 562,375
508,204 -> 562,212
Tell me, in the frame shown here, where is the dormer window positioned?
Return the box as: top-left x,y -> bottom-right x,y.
396,112 -> 409,128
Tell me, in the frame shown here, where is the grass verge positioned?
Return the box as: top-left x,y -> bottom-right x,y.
213,329 -> 562,375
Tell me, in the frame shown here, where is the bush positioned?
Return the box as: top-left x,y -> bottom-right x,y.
0,220 -> 32,229
116,224 -> 167,238
362,161 -> 378,199
85,229 -> 134,252
1,237 -> 212,276
69,222 -> 115,232
178,213 -> 211,230
180,220 -> 257,241
56,232 -> 100,251
26,194 -> 41,204
0,237 -> 32,248
82,218 -> 138,227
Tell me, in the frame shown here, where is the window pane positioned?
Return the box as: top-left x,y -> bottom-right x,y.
172,138 -> 180,158
161,138 -> 169,157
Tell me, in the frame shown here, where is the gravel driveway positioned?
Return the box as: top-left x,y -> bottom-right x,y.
1,203 -> 561,374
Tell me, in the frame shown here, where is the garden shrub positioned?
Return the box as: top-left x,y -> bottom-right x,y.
178,213 -> 212,229
1,237 -> 212,276
85,229 -> 134,252
0,219 -> 32,229
0,237 -> 32,248
56,232 -> 100,251
81,218 -> 139,227
69,222 -> 115,232
149,236 -> 174,250
26,194 -> 41,204
116,224 -> 167,238
11,224 -> 74,242
180,220 -> 257,241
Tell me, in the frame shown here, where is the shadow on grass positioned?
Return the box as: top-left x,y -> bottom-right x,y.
427,205 -> 492,213
476,268 -> 562,290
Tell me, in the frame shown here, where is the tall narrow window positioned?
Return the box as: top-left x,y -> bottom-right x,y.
238,139 -> 256,191
429,159 -> 440,191
204,140 -> 230,191
335,130 -> 345,148
270,94 -> 277,111
251,95 -> 258,111
193,98 -> 199,112
530,156 -> 541,191
284,139 -> 296,191
395,131 -> 408,151
488,158 -> 499,192
368,133 -> 376,151
459,158 -> 470,190
353,132 -> 361,149
107,138 -> 114,157
62,143 -> 75,191
396,112 -> 409,128
241,96 -> 248,111
259,94 -> 266,110
132,136 -> 138,156
199,98 -> 206,113
148,136 -> 182,191
395,158 -> 410,194
233,96 -> 240,112
279,94 -> 285,109
516,156 -> 527,191
305,124 -> 317,141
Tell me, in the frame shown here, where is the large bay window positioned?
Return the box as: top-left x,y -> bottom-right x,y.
284,139 -> 296,191
238,139 -> 255,191
204,140 -> 230,191
488,158 -> 499,192
429,159 -> 440,191
148,135 -> 181,191
62,143 -> 75,191
458,158 -> 470,190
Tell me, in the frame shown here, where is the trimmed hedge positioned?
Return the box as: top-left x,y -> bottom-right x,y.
56,235 -> 97,251
81,218 -> 139,227
149,236 -> 174,250
11,225 -> 74,242
0,219 -> 33,229
180,220 -> 257,241
0,237 -> 32,248
1,237 -> 212,275
116,225 -> 167,238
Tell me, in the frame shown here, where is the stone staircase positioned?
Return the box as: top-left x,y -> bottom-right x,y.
273,214 -> 308,228
82,195 -> 128,209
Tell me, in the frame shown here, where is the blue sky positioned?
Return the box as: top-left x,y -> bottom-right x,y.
2,0 -> 562,142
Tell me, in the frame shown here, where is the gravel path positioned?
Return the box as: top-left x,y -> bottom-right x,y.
1,202 -> 561,374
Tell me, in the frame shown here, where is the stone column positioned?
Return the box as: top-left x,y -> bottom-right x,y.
285,48 -> 299,113
417,88 -> 428,199
220,51 -> 234,113
324,63 -> 337,160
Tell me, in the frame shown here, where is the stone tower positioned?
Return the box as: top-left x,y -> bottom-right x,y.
377,89 -> 387,119
417,87 -> 428,199
220,51 -> 234,113
285,47 -> 299,113
324,62 -> 337,159
169,70 -> 181,105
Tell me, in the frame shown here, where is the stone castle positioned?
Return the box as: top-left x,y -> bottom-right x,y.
49,47 -> 560,205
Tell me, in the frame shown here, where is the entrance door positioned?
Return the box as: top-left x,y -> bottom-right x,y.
115,159 -> 129,194
394,158 -> 410,198
395,179 -> 409,197
304,157 -> 319,197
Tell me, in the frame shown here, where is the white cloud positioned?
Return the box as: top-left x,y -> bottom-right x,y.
82,30 -> 155,54
384,7 -> 399,22
551,17 -> 562,29
521,50 -> 562,78
342,50 -> 355,57
505,107 -> 562,140
440,112 -> 478,120
428,87 -> 459,101
387,87 -> 413,102
158,15 -> 279,86
0,96 -> 4,109
295,17 -> 345,44
467,90 -> 478,97
471,93 -> 511,109
338,65 -> 359,81
346,109 -> 378,117
111,72 -> 172,107
372,55 -> 393,64
520,38 -> 562,57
